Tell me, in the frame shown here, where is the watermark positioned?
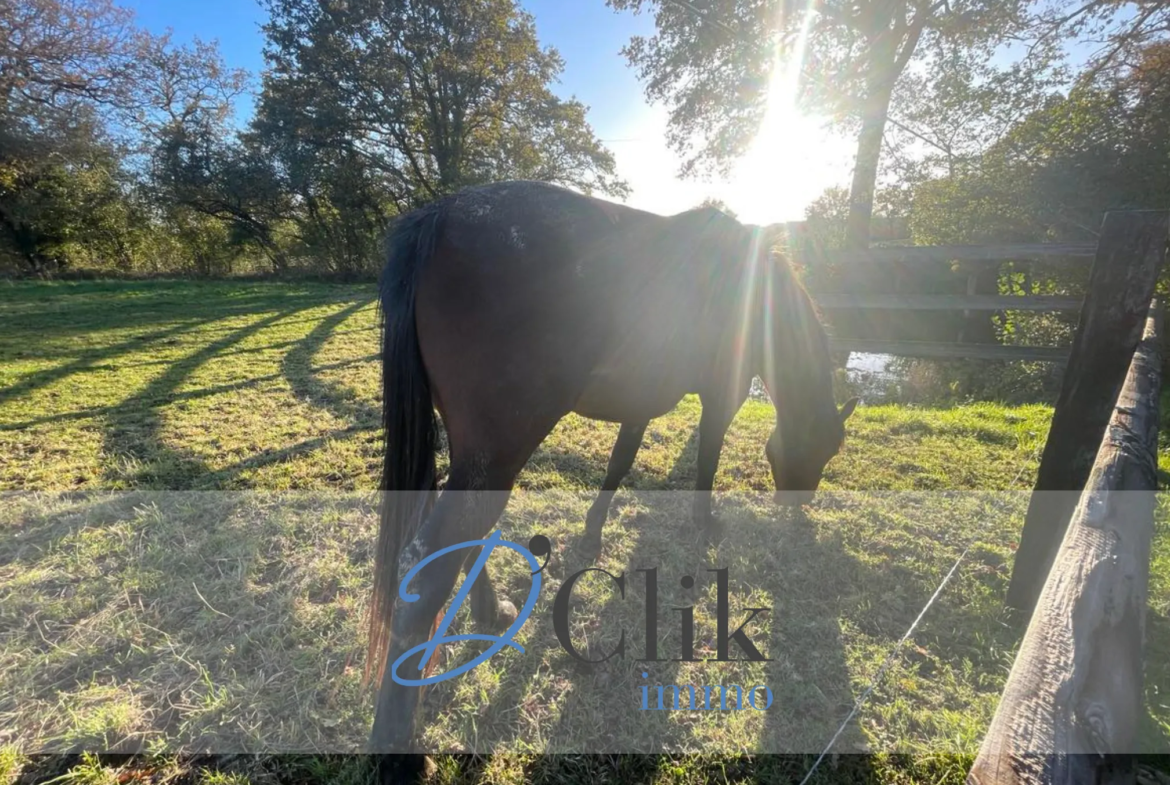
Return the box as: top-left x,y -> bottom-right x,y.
391,527 -> 775,712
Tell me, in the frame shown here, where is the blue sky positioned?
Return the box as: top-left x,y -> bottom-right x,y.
121,0 -> 998,223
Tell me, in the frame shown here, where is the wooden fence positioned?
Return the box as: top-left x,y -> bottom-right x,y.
800,210 -> 1170,783
812,241 -> 1097,364
804,211 -> 1169,617
967,299 -> 1163,784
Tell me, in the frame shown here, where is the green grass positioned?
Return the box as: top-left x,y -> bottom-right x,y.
0,279 -> 1167,784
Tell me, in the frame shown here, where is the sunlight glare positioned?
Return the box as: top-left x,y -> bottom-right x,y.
723,3 -> 840,225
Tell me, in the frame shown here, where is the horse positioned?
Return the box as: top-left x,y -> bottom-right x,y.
364,180 -> 856,778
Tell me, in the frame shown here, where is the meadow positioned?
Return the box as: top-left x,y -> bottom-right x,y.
0,279 -> 1167,784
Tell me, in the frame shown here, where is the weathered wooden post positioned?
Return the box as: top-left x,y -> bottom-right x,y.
1005,210 -> 1169,615
968,300 -> 1162,785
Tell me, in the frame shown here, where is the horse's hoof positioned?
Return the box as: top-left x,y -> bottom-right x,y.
373,753 -> 435,784
494,599 -> 518,630
578,531 -> 603,562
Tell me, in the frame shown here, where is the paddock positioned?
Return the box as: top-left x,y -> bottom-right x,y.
0,275 -> 1167,784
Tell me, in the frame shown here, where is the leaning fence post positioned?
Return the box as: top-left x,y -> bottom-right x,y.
969,298 -> 1162,785
1005,210 -> 1169,616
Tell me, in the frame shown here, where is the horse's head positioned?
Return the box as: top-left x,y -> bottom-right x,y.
752,233 -> 857,506
765,395 -> 857,505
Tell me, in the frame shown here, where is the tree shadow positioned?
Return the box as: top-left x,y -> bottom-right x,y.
412,485 -> 1040,784
98,308 -> 314,489
0,354 -> 375,434
0,319 -> 205,407
280,298 -> 380,430
0,282 -> 358,349
0,491 -> 378,754
409,424 -> 866,769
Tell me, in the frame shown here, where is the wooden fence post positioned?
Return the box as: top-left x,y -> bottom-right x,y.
1005,210 -> 1169,615
968,299 -> 1162,785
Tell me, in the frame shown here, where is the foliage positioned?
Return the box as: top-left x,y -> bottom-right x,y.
1,0 -> 626,280
906,38 -> 1170,344
607,0 -> 1025,246
909,47 -> 1170,247
0,0 -> 255,276
695,196 -> 736,217
228,0 -> 628,277
1026,0 -> 1170,80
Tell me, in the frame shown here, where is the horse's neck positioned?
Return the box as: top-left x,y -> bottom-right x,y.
754,262 -> 830,404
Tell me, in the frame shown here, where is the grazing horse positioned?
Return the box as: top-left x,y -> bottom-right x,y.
365,180 -> 856,775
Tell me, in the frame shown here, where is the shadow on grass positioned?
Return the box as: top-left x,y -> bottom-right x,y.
0,319 -> 204,407
0,280 -> 363,340
0,354 -> 375,434
0,491 -> 379,755
98,309 -> 312,489
404,425 -> 884,777
409,487 -> 1042,785
281,298 -> 380,431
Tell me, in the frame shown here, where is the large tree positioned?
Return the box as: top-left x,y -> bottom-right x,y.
607,0 -> 1025,248
256,0 -> 629,206
910,41 -> 1170,247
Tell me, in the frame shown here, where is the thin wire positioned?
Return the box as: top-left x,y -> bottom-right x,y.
794,537 -> 973,785
795,449 -> 1039,785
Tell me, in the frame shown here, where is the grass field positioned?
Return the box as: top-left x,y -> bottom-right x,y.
0,279 -> 1167,784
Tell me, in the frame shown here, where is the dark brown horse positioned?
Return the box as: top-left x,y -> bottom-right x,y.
364,180 -> 856,775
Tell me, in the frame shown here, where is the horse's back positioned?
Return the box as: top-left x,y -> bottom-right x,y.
411,181 -> 750,431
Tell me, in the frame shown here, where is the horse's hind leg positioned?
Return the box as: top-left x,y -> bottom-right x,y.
582,420 -> 648,557
463,547 -> 517,631
369,455 -> 519,759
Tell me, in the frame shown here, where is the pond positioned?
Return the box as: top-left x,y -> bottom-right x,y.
748,353 -> 902,404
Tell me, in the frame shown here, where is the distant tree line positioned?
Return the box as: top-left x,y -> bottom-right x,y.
6,0 -> 1169,295
1,0 -> 628,279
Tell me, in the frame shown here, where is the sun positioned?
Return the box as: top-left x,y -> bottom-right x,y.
722,14 -> 852,225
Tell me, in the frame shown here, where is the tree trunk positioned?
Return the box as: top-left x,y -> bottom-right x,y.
844,95 -> 891,251
834,83 -> 895,353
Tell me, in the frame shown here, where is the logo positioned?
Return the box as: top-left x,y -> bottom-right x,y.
390,531 -> 770,689
389,531 -> 549,687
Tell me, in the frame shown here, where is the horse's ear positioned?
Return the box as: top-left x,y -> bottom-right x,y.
839,397 -> 859,421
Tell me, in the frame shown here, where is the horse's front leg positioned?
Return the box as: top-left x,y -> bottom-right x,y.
692,393 -> 739,538
582,420 -> 648,558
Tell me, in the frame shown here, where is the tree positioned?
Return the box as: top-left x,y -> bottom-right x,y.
696,196 -> 736,217
151,125 -> 291,270
608,0 -> 1025,248
1026,0 -> 1170,82
256,0 -> 628,204
897,41 -> 1170,383
0,0 -> 251,275
243,0 -> 628,276
910,43 -> 1170,247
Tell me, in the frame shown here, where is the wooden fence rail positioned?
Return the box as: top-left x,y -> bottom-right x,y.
967,300 -> 1163,785
821,242 -> 1098,266
806,241 -> 1094,363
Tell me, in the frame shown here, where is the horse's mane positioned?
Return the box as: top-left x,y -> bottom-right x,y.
755,231 -> 835,393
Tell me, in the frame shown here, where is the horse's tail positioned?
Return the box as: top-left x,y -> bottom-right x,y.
364,203 -> 445,689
